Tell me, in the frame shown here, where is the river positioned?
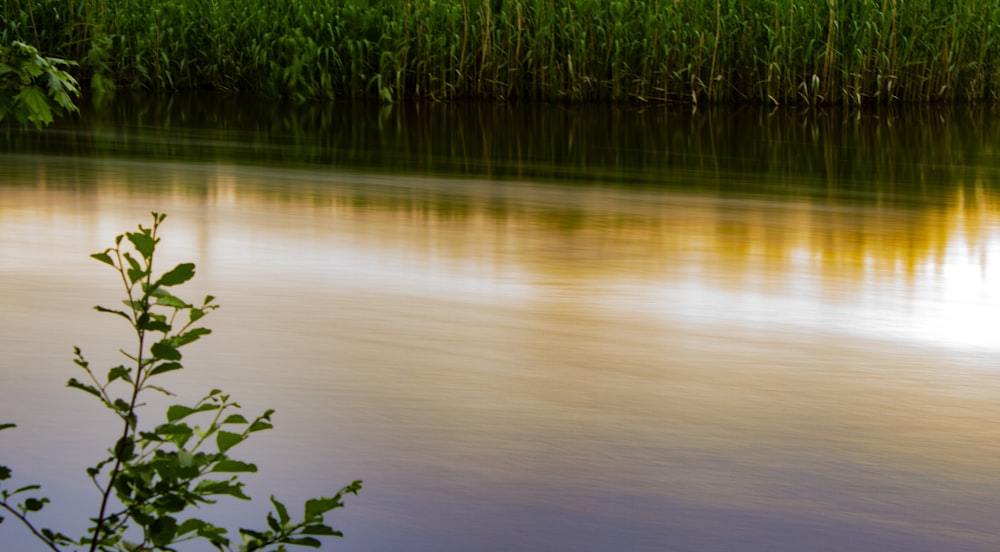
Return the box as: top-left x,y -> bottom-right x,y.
2,97 -> 1000,551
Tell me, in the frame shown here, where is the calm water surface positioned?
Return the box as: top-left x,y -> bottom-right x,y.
2,98 -> 1000,551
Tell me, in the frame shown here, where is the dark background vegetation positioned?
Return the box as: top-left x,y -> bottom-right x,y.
4,0 -> 1000,104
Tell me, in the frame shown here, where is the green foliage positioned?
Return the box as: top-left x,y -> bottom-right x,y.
0,41 -> 80,128
1,212 -> 361,551
3,0 -> 1000,104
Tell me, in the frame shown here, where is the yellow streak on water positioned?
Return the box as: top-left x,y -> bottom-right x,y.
2,159 -> 1000,550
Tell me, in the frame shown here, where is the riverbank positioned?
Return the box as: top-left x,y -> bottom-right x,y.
3,0 -> 999,104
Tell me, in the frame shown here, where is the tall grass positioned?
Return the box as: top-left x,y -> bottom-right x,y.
3,0 -> 1000,104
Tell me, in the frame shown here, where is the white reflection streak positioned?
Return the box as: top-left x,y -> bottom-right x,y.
910,227 -> 999,351
206,231 -> 535,301
636,227 -> 1000,354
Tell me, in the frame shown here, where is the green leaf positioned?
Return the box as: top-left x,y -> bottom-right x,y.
149,515 -> 178,547
283,537 -> 322,548
177,449 -> 195,468
248,409 -> 275,433
138,431 -> 163,442
155,422 -> 194,447
166,405 -> 194,422
271,496 -> 290,526
156,422 -> 192,435
39,527 -> 73,545
13,485 -> 41,494
14,86 -> 52,128
114,437 -> 135,462
151,340 -> 182,361
123,251 -> 141,269
86,457 -> 114,479
211,460 -> 257,473
149,362 -> 183,376
156,262 -> 196,287
196,522 -> 230,546
24,497 -> 48,512
90,251 -> 115,266
248,419 -> 273,432
126,231 -> 156,260
130,509 -> 155,527
127,267 -> 145,285
123,252 -> 143,284
48,75 -> 75,112
304,497 -> 343,521
145,384 -> 176,396
137,313 -> 171,332
195,479 -> 251,500
267,512 -> 282,532
0,423 -> 15,431
67,378 -> 103,400
177,518 -> 206,536
166,403 -> 219,423
108,366 -> 133,384
345,480 -> 362,494
94,305 -> 132,321
239,528 -> 266,541
0,465 -> 11,481
150,286 -> 190,308
299,524 -> 342,536
175,327 -> 211,346
216,431 -> 244,453
155,294 -> 190,308
153,493 -> 187,513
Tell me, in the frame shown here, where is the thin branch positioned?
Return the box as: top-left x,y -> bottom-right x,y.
0,501 -> 62,552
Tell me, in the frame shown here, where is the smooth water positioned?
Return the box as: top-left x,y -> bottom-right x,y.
2,98 -> 1000,551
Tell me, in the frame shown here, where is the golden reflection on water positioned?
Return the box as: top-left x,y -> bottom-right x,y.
3,156 -> 1000,551
35,158 -> 992,350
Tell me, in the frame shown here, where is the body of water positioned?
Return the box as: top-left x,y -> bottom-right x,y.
2,98 -> 1000,551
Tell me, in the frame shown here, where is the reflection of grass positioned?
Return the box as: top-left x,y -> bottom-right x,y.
5,97 -> 1000,208
4,0 -> 1000,103
7,153 -> 996,295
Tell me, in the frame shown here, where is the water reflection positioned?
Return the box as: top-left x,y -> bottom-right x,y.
4,95 -> 1000,203
6,153 -> 998,351
2,101 -> 1000,551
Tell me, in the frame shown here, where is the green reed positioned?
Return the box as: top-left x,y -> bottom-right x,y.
3,0 -> 999,104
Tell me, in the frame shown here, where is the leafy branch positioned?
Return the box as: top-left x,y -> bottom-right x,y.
0,41 -> 80,129
1,212 -> 360,551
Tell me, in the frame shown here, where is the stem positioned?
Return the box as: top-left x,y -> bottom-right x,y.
88,317 -> 145,551
191,401 -> 231,452
89,220 -> 161,552
0,501 -> 62,552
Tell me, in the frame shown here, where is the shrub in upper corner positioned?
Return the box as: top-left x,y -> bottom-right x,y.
0,41 -> 80,129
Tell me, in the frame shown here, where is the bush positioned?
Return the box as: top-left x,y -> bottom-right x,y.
0,41 -> 80,128
0,212 -> 361,551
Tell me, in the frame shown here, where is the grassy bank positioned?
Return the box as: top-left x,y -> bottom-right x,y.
3,0 -> 999,104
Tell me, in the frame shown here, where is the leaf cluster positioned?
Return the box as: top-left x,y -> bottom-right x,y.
1,213 -> 360,551
0,41 -> 80,129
